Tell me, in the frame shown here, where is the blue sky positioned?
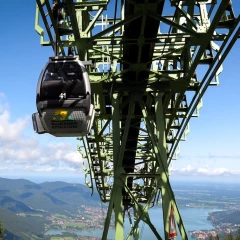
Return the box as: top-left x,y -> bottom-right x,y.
0,1 -> 239,184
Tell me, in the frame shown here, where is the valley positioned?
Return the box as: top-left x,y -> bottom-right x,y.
0,178 -> 239,239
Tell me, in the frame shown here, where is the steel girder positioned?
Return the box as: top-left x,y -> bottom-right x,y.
35,0 -> 240,239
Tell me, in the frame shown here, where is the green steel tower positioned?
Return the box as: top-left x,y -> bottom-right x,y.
35,0 -> 240,239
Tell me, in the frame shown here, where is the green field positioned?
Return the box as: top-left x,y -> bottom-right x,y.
53,214 -> 69,219
18,213 -> 43,217
65,222 -> 86,229
22,232 -> 42,239
50,237 -> 75,240
49,223 -> 61,229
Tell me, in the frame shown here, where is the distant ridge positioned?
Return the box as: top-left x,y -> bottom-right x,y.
24,184 -> 42,190
0,196 -> 40,213
43,192 -> 67,205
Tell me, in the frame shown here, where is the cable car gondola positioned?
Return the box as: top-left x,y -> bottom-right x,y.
32,56 -> 94,137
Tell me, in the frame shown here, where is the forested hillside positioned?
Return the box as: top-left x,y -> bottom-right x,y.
0,177 -> 100,239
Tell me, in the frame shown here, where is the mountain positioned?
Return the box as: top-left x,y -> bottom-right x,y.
0,195 -> 40,213
0,178 -> 100,212
0,177 -> 101,239
209,210 -> 240,224
0,207 -> 47,240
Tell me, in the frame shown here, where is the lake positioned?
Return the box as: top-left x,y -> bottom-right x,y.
45,207 -> 218,239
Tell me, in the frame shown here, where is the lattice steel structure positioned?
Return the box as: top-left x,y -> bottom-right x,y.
35,0 -> 240,239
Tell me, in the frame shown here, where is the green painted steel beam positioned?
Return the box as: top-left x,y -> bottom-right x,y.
35,0 -> 240,239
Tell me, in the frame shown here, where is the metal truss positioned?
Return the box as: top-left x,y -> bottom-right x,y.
35,0 -> 240,239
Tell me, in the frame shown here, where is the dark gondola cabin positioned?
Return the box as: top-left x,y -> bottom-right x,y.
32,56 -> 94,137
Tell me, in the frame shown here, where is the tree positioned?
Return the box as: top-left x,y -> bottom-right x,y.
224,231 -> 235,240
209,234 -> 214,240
235,228 -> 240,240
209,233 -> 220,240
208,229 -> 240,240
0,221 -> 6,240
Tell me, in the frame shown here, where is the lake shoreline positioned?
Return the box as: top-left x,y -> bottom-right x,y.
45,207 -> 220,239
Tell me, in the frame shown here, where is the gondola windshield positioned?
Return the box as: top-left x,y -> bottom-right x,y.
43,61 -> 83,81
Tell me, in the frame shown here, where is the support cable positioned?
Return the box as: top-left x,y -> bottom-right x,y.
139,222 -> 145,240
158,2 -> 180,70
109,0 -> 118,72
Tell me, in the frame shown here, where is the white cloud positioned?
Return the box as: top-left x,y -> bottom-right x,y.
172,165 -> 240,176
3,89 -> 238,180
179,165 -> 193,173
0,110 -> 29,142
0,94 -> 83,175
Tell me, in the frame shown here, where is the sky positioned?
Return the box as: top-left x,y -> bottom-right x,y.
0,1 -> 239,184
